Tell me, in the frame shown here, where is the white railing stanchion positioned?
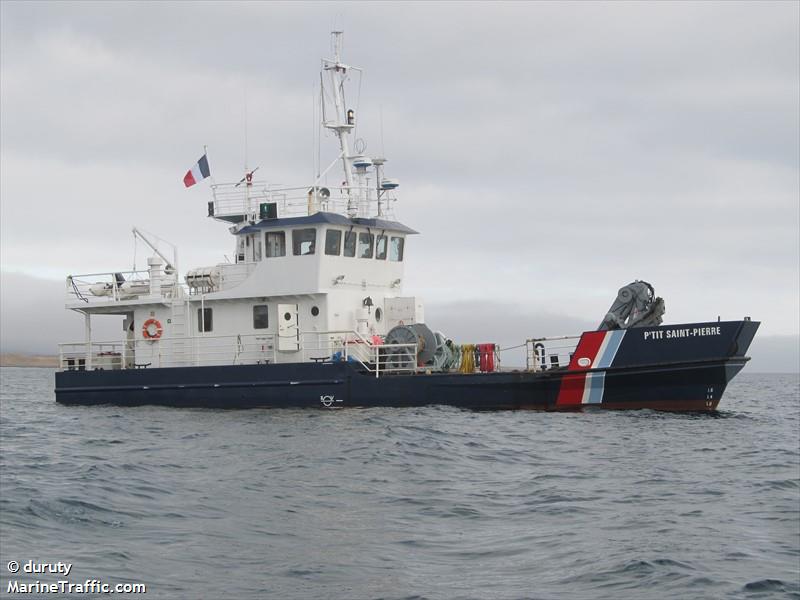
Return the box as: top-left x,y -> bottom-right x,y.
55,330 -> 423,374
525,335 -> 582,372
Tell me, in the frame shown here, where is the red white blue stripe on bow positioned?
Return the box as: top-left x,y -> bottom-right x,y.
556,330 -> 626,406
183,154 -> 211,188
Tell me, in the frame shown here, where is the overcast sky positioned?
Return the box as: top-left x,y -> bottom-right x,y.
1,1 -> 798,366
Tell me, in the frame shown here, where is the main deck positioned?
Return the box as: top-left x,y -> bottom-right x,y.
55,320 -> 759,412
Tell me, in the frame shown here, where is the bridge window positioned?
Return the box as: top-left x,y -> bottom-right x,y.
343,231 -> 357,257
252,235 -> 262,261
375,235 -> 388,260
253,305 -> 269,329
390,237 -> 404,261
292,229 -> 316,255
197,308 -> 213,332
358,232 -> 374,259
265,232 -> 286,257
325,229 -> 341,256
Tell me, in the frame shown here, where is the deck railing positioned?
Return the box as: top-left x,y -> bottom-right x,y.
58,330 -> 417,377
66,260 -> 261,305
525,336 -> 581,372
65,271 -> 184,306
210,183 -> 397,221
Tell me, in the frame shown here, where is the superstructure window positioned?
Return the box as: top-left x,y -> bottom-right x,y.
358,232 -> 374,259
265,232 -> 286,257
292,229 -> 316,255
197,308 -> 213,332
253,305 -> 269,329
375,235 -> 388,260
343,231 -> 357,257
390,237 -> 404,261
325,229 -> 341,256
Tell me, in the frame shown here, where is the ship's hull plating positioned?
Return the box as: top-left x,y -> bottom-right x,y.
54,320 -> 759,411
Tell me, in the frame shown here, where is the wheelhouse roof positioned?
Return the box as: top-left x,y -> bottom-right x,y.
236,212 -> 418,235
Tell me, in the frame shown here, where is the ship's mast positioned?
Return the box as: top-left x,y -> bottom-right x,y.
323,31 -> 357,217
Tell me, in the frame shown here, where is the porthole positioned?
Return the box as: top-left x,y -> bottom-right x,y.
375,307 -> 382,322
284,312 -> 292,321
311,306 -> 320,317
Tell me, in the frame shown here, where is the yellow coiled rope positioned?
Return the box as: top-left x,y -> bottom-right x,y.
459,344 -> 476,374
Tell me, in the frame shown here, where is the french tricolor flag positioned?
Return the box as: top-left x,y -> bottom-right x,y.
183,154 -> 211,188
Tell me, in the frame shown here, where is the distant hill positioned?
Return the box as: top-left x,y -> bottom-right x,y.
0,354 -> 58,368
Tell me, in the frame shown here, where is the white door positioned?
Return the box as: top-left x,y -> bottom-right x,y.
278,303 -> 300,351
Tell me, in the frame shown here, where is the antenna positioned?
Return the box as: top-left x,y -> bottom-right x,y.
243,89 -> 249,174
312,83 -> 317,184
380,104 -> 385,156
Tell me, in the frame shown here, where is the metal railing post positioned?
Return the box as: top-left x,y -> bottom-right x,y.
84,312 -> 92,371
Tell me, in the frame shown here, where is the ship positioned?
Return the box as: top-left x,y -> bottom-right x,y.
55,33 -> 759,411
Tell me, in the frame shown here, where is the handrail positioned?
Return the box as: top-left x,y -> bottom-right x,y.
209,182 -> 398,221
58,329 -> 418,377
525,335 -> 582,372
65,270 -> 184,305
67,269 -> 153,279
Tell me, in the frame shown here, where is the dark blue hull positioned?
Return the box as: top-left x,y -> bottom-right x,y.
54,320 -> 759,411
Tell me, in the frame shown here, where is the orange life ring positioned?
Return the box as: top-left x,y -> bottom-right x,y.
142,318 -> 163,340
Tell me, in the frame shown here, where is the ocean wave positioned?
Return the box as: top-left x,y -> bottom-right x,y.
1,370 -> 797,599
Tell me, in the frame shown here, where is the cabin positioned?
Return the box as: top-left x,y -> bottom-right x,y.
61,182 -> 425,372
60,30 -> 427,374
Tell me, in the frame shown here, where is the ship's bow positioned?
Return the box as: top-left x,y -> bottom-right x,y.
554,320 -> 760,411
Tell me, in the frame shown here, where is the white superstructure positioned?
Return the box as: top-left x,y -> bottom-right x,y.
60,32 -> 425,373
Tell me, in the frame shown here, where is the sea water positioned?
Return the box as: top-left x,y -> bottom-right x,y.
1,369 -> 798,599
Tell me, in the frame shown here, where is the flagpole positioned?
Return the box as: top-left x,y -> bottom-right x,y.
204,145 -> 214,185
203,144 -> 217,239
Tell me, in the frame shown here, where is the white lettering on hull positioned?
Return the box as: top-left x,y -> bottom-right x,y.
643,326 -> 721,341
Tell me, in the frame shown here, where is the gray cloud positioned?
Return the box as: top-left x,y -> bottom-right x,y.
1,2 -> 797,345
